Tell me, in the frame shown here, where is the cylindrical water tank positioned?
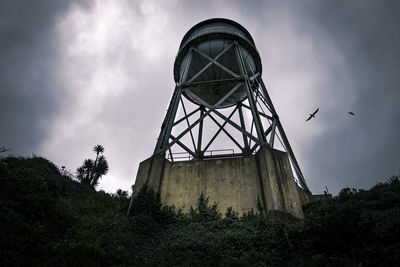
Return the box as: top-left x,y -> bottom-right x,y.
174,18 -> 262,109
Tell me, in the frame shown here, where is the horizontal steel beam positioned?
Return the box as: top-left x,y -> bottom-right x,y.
181,77 -> 243,88
201,153 -> 245,160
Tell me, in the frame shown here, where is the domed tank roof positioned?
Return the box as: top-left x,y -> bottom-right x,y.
174,18 -> 262,109
179,18 -> 256,49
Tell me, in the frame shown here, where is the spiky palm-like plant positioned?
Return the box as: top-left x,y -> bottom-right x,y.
93,145 -> 104,159
76,145 -> 109,188
90,145 -> 105,183
76,166 -> 86,184
91,155 -> 109,187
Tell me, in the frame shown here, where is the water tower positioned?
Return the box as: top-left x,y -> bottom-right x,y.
129,19 -> 311,218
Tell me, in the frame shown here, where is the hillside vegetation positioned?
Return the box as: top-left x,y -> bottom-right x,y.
0,156 -> 399,266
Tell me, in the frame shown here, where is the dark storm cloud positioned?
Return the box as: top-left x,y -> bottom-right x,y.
0,0 -> 92,154
299,0 -> 400,192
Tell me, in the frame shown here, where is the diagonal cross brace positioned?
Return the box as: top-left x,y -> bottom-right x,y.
173,107 -> 201,127
169,134 -> 196,157
188,90 -> 261,145
160,83 -> 242,154
185,42 -> 236,84
192,47 -> 240,79
180,97 -> 197,151
241,103 -> 272,120
202,106 -> 238,152
207,113 -> 243,151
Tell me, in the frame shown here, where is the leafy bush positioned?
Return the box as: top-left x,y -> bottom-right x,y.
1,156 -> 399,266
188,192 -> 222,222
0,156 -> 126,266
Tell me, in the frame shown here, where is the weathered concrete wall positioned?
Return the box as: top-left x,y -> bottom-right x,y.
296,185 -> 310,206
161,156 -> 261,215
132,146 -> 306,218
132,154 -> 165,195
254,147 -> 304,218
266,148 -> 303,218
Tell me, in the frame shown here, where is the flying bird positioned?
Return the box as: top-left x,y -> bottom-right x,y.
348,111 -> 355,116
306,108 -> 319,121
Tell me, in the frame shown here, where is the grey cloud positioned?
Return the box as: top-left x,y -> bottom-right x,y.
0,0 -> 93,154
299,0 -> 400,193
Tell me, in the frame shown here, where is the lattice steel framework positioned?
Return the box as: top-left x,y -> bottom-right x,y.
153,41 -> 310,193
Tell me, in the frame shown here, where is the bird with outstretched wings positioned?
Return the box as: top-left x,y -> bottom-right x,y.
348,111 -> 355,116
306,108 -> 319,121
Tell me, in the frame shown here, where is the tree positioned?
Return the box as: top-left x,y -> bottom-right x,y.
76,145 -> 109,188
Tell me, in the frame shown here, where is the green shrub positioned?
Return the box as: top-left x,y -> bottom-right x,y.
189,192 -> 222,222
1,156 -> 400,266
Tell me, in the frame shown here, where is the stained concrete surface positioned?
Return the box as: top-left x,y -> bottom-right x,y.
131,146 -> 307,218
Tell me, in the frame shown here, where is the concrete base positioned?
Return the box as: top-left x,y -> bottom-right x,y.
131,146 -> 308,219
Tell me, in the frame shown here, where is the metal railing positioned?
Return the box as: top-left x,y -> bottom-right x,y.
167,149 -> 235,162
167,151 -> 193,161
203,149 -> 234,157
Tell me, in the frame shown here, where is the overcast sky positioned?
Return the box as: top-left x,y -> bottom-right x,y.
1,0 -> 399,195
